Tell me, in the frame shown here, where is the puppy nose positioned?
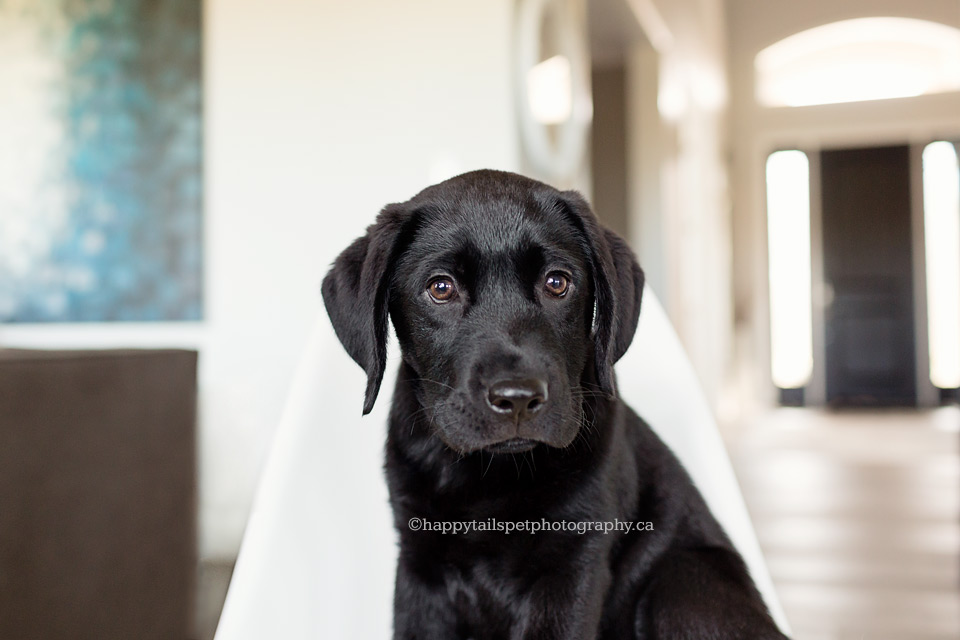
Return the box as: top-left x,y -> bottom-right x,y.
486,379 -> 548,423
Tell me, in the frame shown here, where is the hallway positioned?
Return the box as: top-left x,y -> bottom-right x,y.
729,408 -> 960,640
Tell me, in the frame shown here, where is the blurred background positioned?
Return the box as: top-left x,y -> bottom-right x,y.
0,0 -> 958,639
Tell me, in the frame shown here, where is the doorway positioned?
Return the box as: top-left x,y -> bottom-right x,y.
820,145 -> 916,406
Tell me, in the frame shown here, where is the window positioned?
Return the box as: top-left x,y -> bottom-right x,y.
766,150 -> 813,388
923,141 -> 960,389
756,18 -> 960,107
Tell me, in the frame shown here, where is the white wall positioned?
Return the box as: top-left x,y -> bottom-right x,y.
201,0 -> 519,559
1,0 -> 519,561
618,0 -> 733,412
727,0 -> 960,415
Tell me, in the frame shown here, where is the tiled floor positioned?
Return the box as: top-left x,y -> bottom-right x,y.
728,407 -> 960,640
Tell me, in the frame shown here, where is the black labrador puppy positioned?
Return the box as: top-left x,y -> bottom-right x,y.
322,170 -> 788,640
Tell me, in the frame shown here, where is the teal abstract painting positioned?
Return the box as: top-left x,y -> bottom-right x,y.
0,0 -> 202,322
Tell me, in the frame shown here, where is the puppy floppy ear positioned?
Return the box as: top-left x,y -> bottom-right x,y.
321,204 -> 408,414
558,190 -> 645,396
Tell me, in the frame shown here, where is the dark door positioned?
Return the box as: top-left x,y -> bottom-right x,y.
821,145 -> 916,406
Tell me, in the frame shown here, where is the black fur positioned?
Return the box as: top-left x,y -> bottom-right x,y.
322,170 -> 788,639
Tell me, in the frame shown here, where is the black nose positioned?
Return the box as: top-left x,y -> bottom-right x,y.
486,379 -> 548,423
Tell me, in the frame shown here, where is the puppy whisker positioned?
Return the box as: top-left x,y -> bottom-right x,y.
481,450 -> 496,478
411,377 -> 459,394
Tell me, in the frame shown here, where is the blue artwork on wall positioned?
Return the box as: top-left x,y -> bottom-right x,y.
0,0 -> 202,322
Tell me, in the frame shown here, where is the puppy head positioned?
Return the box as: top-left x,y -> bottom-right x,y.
322,170 -> 643,453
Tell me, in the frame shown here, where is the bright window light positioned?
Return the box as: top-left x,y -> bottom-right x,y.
756,18 -> 960,107
923,141 -> 960,389
766,151 -> 813,388
527,54 -> 572,124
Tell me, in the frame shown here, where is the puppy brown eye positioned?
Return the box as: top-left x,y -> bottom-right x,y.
544,272 -> 570,297
427,277 -> 457,302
